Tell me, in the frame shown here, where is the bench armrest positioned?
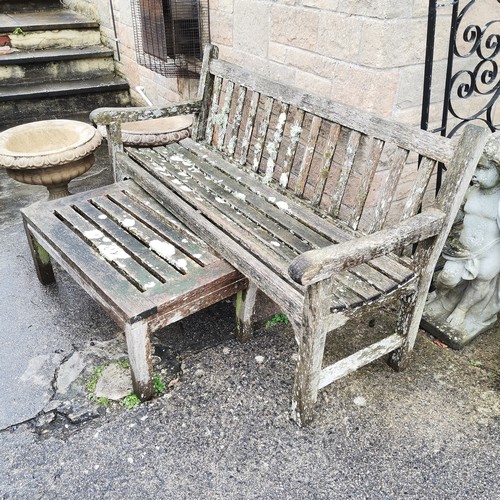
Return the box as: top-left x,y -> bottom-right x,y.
288,208 -> 446,286
90,100 -> 203,126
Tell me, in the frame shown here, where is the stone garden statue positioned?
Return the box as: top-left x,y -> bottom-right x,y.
424,132 -> 500,348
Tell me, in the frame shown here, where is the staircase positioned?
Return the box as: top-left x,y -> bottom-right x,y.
0,0 -> 130,126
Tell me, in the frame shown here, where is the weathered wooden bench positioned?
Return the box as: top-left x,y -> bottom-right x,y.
22,180 -> 246,400
93,45 -> 488,425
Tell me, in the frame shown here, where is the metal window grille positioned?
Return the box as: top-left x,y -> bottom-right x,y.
131,0 -> 210,78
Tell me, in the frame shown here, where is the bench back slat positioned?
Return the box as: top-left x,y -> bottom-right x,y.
239,90 -> 260,165
251,95 -> 274,172
280,108 -> 305,189
264,101 -> 289,182
400,156 -> 437,222
369,146 -> 409,233
347,137 -> 385,231
216,80 -> 234,151
311,123 -> 341,207
226,85 -> 247,158
205,75 -> 222,145
295,115 -> 322,196
328,130 -> 362,218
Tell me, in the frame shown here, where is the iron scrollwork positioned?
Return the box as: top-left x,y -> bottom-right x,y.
446,0 -> 499,136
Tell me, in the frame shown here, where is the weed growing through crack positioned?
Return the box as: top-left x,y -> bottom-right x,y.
96,396 -> 110,407
153,374 -> 166,395
265,312 -> 289,328
121,393 -> 141,410
469,360 -> 483,368
86,365 -> 106,394
117,358 -> 130,369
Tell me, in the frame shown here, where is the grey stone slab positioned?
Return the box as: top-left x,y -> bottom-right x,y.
0,76 -> 129,101
2,11 -> 98,31
0,46 -> 114,65
94,364 -> 133,400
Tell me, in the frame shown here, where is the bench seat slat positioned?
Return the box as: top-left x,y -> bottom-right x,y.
169,142 -> 332,248
336,271 -> 383,301
180,138 -> 352,244
55,204 -> 163,291
88,195 -> 200,276
74,200 -> 186,283
108,187 -> 217,266
173,140 -> 416,289
149,148 -> 301,262
159,145 -> 414,303
93,193 -> 200,272
153,148 -> 310,258
349,262 -> 400,292
22,192 -> 159,322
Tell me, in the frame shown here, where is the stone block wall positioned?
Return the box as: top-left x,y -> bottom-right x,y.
210,0 -> 458,128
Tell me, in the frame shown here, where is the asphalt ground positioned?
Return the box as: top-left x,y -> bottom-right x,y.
1,116 -> 499,499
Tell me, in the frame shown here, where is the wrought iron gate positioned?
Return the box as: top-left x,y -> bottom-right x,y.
421,0 -> 499,137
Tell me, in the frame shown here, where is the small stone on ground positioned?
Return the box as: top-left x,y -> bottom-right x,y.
94,364 -> 133,400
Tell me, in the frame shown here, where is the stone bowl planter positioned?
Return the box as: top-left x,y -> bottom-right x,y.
0,119 -> 102,199
121,115 -> 192,147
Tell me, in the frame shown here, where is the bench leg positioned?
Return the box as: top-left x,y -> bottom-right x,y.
24,224 -> 55,285
387,291 -> 419,371
290,282 -> 330,426
124,320 -> 154,401
291,316 -> 329,426
235,282 -> 258,342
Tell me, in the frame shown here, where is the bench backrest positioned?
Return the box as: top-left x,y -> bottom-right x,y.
192,45 -> 485,236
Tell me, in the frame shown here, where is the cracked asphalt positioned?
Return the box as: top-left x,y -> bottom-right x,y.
1,116 -> 499,499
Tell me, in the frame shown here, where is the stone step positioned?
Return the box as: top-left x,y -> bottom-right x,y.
4,29 -> 102,51
0,10 -> 100,50
1,83 -> 130,126
0,46 -> 116,83
0,75 -> 129,101
1,0 -> 61,13
0,10 -> 99,32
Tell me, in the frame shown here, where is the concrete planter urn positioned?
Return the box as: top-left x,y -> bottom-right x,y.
0,119 -> 102,200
